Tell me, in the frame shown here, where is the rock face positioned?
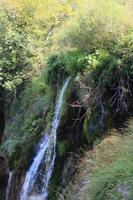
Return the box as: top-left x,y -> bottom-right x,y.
0,154 -> 8,200
0,86 -> 5,144
0,110 -> 5,144
61,155 -> 78,186
7,170 -> 22,200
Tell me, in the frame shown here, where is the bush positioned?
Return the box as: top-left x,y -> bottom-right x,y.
76,32 -> 133,116
0,5 -> 35,92
55,0 -> 133,52
44,50 -> 89,86
88,32 -> 133,114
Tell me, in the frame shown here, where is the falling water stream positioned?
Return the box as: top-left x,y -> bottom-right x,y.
6,171 -> 13,200
20,77 -> 70,200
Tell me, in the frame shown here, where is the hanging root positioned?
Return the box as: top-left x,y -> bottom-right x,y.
109,80 -> 128,115
69,73 -> 133,121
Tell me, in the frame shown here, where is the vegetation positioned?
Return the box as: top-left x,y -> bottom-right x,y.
0,0 -> 77,100
55,0 -> 133,52
0,0 -> 133,199
44,50 -> 89,86
57,119 -> 133,200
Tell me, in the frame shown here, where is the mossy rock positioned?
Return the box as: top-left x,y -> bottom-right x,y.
83,107 -> 112,145
57,140 -> 70,157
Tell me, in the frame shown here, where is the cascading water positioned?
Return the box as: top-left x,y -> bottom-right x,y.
20,77 -> 70,200
20,133 -> 49,200
6,171 -> 13,200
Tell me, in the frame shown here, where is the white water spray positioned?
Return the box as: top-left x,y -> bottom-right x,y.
6,171 -> 13,200
20,77 -> 70,200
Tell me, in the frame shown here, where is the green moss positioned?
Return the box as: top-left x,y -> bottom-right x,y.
57,140 -> 70,157
0,139 -> 23,159
60,78 -> 73,118
45,106 -> 54,131
22,117 -> 41,137
2,71 -> 56,169
83,108 -> 105,145
1,114 -> 42,169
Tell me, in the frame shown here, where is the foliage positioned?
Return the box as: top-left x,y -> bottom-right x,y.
0,0 -> 78,99
90,33 -> 133,114
0,139 -> 23,158
19,74 -> 46,110
3,0 -> 78,50
44,54 -> 68,86
2,114 -> 41,162
55,0 -> 133,52
57,140 -> 69,157
4,0 -> 76,23
44,50 -> 89,86
0,5 -> 35,93
76,32 -> 133,117
1,0 -> 133,198
92,33 -> 133,87
1,72 -> 54,167
22,118 -> 41,138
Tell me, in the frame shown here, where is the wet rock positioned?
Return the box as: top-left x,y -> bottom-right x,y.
8,170 -> 24,200
0,154 -> 8,200
61,155 -> 78,186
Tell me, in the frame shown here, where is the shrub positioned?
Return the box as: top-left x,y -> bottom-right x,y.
0,5 -> 35,93
55,0 -> 133,52
89,32 -> 133,114
44,50 -> 89,86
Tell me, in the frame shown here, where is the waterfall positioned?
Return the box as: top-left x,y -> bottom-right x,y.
6,171 -> 13,200
20,77 -> 70,200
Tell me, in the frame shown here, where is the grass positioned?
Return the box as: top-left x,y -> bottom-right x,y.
57,119 -> 133,200
90,130 -> 133,200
